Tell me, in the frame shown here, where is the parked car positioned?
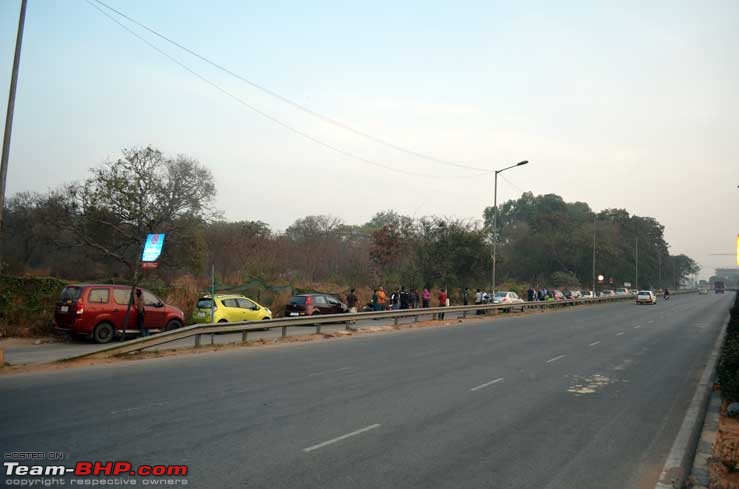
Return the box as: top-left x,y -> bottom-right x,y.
599,290 -> 616,298
548,289 -> 566,300
191,294 -> 272,324
636,290 -> 657,305
699,288 -> 709,295
615,288 -> 629,296
284,293 -> 348,317
53,284 -> 185,344
563,290 -> 582,300
580,290 -> 595,299
492,291 -> 524,304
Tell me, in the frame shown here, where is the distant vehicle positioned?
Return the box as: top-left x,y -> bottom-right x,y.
548,290 -> 566,300
599,290 -> 616,298
580,290 -> 595,299
615,288 -> 629,296
636,290 -> 657,305
493,291 -> 524,304
699,288 -> 709,295
54,284 -> 185,344
285,293 -> 348,317
715,281 -> 726,294
192,294 -> 272,324
563,290 -> 582,299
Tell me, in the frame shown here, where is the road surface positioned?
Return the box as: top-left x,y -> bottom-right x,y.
1,292 -> 732,489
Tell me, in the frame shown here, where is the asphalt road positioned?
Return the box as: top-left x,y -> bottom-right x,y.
1,292 -> 733,489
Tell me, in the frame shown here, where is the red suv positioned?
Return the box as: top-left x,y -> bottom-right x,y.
284,293 -> 348,317
53,284 -> 185,343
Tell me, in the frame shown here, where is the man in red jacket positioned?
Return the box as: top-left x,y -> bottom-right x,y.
438,288 -> 448,320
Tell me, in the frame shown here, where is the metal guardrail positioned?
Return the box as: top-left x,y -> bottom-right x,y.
65,289 -> 698,361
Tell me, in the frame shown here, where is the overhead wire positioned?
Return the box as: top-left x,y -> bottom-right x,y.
89,0 -> 490,173
86,0 -> 488,180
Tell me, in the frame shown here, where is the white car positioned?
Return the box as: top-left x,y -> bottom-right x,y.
599,290 -> 616,298
636,290 -> 657,305
580,290 -> 595,299
615,288 -> 629,296
493,291 -> 524,304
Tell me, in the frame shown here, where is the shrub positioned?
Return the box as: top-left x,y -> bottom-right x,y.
0,275 -> 67,337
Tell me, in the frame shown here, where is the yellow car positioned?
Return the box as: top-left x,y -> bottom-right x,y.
192,294 -> 272,324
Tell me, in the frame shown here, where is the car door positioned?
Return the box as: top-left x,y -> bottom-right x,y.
142,290 -> 167,330
220,298 -> 241,322
312,295 -> 328,314
86,287 -> 112,331
112,288 -> 137,332
237,298 -> 261,321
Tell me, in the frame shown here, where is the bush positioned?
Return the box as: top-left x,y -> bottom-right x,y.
0,275 -> 67,337
718,293 -> 739,402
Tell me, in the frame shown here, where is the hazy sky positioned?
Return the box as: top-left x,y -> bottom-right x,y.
1,0 -> 738,278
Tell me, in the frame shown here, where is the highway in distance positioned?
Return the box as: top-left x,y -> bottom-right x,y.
1,293 -> 732,489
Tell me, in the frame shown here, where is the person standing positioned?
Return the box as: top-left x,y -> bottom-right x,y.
347,288 -> 358,313
136,289 -> 148,337
527,286 -> 535,302
422,287 -> 431,308
463,288 -> 470,306
390,287 -> 401,310
438,288 -> 448,320
409,288 -> 419,309
400,286 -> 409,309
371,289 -> 380,312
475,288 -> 483,315
377,287 -> 388,310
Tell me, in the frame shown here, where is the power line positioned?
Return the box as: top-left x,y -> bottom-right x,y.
86,0 -> 487,180
499,173 -> 527,194
90,0 -> 489,173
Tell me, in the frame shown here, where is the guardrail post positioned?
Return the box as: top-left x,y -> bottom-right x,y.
394,317 -> 399,327
210,334 -> 214,345
462,310 -> 467,319
195,334 -> 201,348
281,326 -> 287,338
414,314 -> 419,323
316,324 -> 322,334
242,331 -> 248,343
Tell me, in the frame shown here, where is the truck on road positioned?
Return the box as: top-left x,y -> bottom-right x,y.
714,281 -> 726,294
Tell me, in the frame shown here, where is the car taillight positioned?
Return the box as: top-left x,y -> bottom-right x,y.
305,297 -> 312,305
75,302 -> 84,315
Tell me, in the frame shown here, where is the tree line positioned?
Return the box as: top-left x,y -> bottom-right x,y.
3,147 -> 699,293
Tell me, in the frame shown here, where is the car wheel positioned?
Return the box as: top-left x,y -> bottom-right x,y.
165,319 -> 182,331
93,322 -> 115,344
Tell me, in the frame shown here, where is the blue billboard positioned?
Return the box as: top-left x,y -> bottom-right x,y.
141,233 -> 165,262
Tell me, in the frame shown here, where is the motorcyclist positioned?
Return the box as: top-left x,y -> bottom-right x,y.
663,288 -> 671,300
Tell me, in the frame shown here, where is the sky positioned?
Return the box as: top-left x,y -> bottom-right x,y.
1,0 -> 738,279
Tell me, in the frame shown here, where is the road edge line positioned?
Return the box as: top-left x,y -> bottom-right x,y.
653,305 -> 729,489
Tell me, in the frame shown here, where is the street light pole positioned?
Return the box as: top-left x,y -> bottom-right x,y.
0,0 -> 28,275
491,160 -> 528,294
592,216 -> 596,294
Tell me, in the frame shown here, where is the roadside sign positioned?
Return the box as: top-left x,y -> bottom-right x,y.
624,282 -> 632,287
608,277 -> 614,284
141,262 -> 159,270
142,233 -> 165,262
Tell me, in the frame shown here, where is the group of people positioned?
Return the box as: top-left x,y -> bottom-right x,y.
367,287 -> 450,318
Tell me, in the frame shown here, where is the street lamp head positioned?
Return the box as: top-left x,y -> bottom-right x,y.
517,160 -> 529,166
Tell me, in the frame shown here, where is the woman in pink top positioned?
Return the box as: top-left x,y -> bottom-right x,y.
422,288 -> 431,308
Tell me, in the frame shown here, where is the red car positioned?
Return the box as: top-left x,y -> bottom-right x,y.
53,284 -> 185,343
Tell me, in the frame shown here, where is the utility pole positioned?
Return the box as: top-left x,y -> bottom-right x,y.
635,236 -> 639,291
491,160 -> 528,294
657,248 -> 662,288
0,0 -> 28,275
592,216 -> 596,294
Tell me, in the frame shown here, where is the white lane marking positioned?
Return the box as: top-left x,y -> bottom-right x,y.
110,401 -> 168,415
634,325 -> 641,329
589,341 -> 600,347
308,366 -> 351,377
302,424 -> 381,452
469,377 -> 504,392
546,355 -> 565,364
616,332 -> 624,336
648,320 -> 655,324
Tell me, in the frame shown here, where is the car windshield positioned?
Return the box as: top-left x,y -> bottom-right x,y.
494,292 -> 507,297
288,296 -> 307,304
